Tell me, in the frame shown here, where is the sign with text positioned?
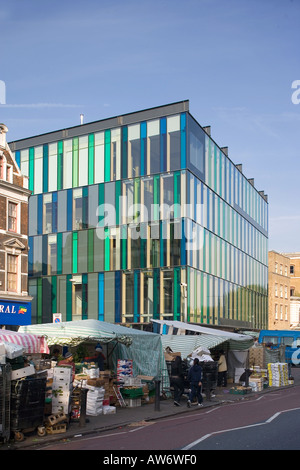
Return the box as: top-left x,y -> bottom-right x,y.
0,300 -> 31,326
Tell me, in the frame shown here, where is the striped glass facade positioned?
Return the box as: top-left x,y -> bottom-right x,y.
11,101 -> 268,329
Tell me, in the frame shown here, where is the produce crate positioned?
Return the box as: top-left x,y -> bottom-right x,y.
120,387 -> 143,398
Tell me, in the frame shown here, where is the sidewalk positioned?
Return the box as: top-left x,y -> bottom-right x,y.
3,369 -> 300,450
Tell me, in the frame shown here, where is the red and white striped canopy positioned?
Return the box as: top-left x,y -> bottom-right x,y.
0,329 -> 49,354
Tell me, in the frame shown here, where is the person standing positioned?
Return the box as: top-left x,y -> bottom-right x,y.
170,355 -> 185,406
187,358 -> 203,407
84,345 -> 106,371
217,350 -> 227,387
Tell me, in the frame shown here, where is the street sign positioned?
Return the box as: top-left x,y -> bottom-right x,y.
53,313 -> 62,323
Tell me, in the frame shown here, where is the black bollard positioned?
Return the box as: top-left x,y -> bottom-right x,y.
79,388 -> 88,427
154,379 -> 161,411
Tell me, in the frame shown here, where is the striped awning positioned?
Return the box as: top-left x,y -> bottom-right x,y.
19,319 -> 158,347
161,334 -> 227,359
0,329 -> 49,354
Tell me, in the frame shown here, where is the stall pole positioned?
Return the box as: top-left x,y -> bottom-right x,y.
79,388 -> 88,427
154,379 -> 161,411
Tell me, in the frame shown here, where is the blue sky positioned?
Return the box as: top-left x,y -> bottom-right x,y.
1,0 -> 299,252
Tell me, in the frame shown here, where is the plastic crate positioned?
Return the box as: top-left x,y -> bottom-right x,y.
10,377 -> 46,431
120,387 -> 143,398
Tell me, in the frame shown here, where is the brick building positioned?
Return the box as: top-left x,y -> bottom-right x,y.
268,250 -> 290,329
0,124 -> 32,326
283,252 -> 300,328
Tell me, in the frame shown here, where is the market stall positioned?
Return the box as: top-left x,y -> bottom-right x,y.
19,319 -> 166,379
0,329 -> 49,355
18,320 -> 167,426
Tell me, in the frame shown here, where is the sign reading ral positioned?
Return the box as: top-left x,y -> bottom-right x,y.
0,300 -> 32,326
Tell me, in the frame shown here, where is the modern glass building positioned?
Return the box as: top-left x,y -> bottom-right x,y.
9,101 -> 268,329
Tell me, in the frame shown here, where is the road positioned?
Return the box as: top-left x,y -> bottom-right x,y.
38,384 -> 300,451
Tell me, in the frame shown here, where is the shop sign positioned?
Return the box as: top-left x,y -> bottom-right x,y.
0,300 -> 31,326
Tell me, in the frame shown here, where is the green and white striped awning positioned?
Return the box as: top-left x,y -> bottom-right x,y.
161,334 -> 227,359
19,319 -> 155,347
152,319 -> 254,356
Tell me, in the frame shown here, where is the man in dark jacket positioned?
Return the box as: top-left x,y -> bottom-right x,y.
187,358 -> 203,407
170,355 -> 185,406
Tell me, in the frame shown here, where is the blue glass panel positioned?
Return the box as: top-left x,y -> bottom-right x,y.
180,113 -> 186,168
134,270 -> 140,323
160,117 -> 167,172
141,121 -> 147,176
181,219 -> 187,265
28,237 -> 33,276
37,194 -> 43,235
67,189 -> 73,231
98,272 -> 104,321
15,150 -> 20,168
122,126 -> 128,179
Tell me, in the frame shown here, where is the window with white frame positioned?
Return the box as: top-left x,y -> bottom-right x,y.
7,254 -> 18,292
8,201 -> 18,232
280,305 -> 283,320
275,304 -> 278,320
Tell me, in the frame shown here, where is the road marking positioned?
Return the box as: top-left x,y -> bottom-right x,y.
182,406 -> 300,450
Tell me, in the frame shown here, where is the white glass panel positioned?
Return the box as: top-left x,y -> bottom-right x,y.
34,146 -> 43,194
63,140 -> 72,189
94,132 -> 104,183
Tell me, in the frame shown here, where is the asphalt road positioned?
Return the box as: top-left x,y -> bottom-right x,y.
38,384 -> 300,451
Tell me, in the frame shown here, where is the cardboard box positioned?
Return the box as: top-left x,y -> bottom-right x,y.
164,352 -> 181,361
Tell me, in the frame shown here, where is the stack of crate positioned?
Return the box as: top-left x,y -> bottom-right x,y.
52,367 -> 73,414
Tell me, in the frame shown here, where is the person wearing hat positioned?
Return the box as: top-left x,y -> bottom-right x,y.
84,345 -> 106,370
58,351 -> 75,380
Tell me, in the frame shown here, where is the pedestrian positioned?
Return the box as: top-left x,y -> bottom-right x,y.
170,355 -> 185,406
50,348 -> 60,362
187,358 -> 203,407
217,349 -> 227,387
84,344 -> 106,371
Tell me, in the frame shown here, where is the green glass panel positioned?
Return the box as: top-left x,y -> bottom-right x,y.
88,229 -> 94,272
121,226 -> 127,269
115,180 -> 121,226
51,275 -> 57,314
57,141 -> 63,190
88,134 -> 94,185
43,144 -> 48,193
29,147 -> 34,192
73,232 -> 78,274
57,232 -> 62,275
105,129 -> 111,182
66,274 -> 72,321
72,137 -> 79,187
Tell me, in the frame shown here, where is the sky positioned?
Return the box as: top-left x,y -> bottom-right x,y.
0,0 -> 299,253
